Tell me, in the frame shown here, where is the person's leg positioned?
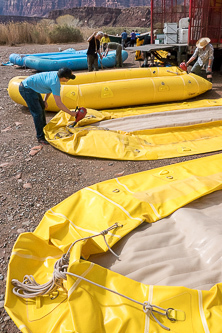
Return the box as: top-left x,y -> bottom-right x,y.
116,45 -> 122,67
87,55 -> 94,72
143,52 -> 148,66
190,62 -> 202,76
94,54 -> 99,71
19,85 -> 46,140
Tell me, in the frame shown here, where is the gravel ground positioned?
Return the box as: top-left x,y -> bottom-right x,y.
0,42 -> 222,332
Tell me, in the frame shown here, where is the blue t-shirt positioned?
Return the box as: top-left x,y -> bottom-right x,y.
131,32 -> 136,40
121,32 -> 127,40
22,71 -> 61,96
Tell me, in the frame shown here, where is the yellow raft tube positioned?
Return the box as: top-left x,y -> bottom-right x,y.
5,153 -> 222,332
8,67 -> 212,111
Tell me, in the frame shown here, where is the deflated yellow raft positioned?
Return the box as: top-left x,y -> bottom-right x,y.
8,67 -> 212,111
5,153 -> 222,333
44,98 -> 222,160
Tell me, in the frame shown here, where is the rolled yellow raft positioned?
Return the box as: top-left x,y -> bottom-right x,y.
5,153 -> 222,332
8,68 -> 212,111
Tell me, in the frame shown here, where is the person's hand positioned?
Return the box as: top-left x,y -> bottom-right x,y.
70,110 -> 77,117
207,65 -> 212,72
100,54 -> 103,59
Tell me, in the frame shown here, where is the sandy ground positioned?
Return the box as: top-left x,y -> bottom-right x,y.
0,41 -> 222,333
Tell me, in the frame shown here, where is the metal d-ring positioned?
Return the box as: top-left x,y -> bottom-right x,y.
49,290 -> 59,300
166,307 -> 176,322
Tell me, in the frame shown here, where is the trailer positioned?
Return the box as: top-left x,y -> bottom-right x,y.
127,0 -> 222,70
150,0 -> 222,69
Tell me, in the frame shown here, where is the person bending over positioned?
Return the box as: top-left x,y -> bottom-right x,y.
19,67 -> 76,145
185,37 -> 214,82
105,42 -> 123,68
87,31 -> 104,71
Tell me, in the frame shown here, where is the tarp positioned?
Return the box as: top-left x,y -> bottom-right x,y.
44,98 -> 222,160
5,153 -> 222,332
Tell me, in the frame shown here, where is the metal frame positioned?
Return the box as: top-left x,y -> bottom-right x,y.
151,0 -> 222,47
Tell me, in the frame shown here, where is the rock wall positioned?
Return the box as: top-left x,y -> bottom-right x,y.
48,6 -> 151,28
2,0 -> 150,17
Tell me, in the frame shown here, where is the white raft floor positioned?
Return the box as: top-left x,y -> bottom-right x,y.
92,106 -> 222,132
90,190 -> 222,291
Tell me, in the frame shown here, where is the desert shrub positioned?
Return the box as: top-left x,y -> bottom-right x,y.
56,15 -> 80,27
0,21 -> 83,45
49,25 -> 84,43
0,21 -> 51,45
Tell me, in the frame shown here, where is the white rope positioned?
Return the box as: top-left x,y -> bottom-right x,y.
11,223 -> 122,298
11,221 -> 176,330
65,271 -> 172,331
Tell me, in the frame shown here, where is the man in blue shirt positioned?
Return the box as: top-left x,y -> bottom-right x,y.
121,30 -> 127,48
19,67 -> 76,145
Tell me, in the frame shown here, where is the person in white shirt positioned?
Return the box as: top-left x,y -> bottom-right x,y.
185,37 -> 214,82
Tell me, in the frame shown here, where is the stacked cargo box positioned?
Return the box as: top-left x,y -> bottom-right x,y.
163,22 -> 177,44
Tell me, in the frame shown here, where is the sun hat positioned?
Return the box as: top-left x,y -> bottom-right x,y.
196,37 -> 211,48
96,31 -> 104,37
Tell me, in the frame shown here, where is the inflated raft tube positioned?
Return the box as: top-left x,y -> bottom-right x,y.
9,48 -> 77,66
8,71 -> 212,111
23,50 -> 128,71
5,153 -> 222,333
8,66 -> 186,88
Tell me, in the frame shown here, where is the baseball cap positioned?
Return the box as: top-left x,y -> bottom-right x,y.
58,67 -> 76,80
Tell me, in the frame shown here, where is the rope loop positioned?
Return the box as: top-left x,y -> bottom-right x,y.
143,301 -> 172,331
11,223 -> 122,299
143,301 -> 152,314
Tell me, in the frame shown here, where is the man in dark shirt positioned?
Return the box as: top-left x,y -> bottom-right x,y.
87,31 -> 104,71
130,30 -> 136,47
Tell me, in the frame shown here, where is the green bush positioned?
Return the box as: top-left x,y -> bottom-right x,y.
49,25 -> 84,43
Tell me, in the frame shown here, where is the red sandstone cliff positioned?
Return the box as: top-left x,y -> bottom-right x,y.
2,0 -> 150,17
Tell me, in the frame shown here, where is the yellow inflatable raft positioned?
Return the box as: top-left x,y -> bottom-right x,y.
44,98 -> 222,160
5,153 -> 222,332
8,67 -> 212,111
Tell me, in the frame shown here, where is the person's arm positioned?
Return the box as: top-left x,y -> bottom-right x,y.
98,49 -> 103,59
44,93 -> 51,109
207,45 -> 214,71
207,59 -> 213,71
104,48 -> 109,57
186,48 -> 198,67
185,56 -> 196,67
53,95 -> 77,116
87,32 -> 96,42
